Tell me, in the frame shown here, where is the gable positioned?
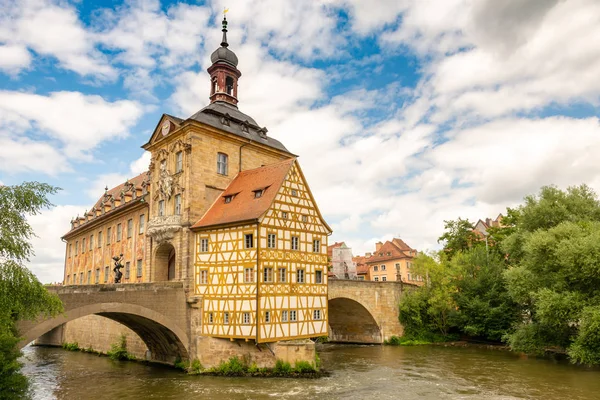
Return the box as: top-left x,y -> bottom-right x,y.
259,160 -> 332,234
142,114 -> 184,149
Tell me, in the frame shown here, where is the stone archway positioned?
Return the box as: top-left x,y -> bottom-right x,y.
328,297 -> 382,343
154,242 -> 176,282
19,302 -> 189,363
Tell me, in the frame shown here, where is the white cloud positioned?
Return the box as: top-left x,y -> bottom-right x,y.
0,44 -> 31,74
0,136 -> 69,175
0,90 -> 143,158
1,0 -> 116,80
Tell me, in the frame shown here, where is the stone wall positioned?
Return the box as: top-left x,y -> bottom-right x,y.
62,316 -> 149,359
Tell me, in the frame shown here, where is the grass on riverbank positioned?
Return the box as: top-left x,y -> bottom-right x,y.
384,333 -> 459,346
183,356 -> 327,378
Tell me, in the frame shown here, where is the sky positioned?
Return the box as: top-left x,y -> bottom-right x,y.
1,0 -> 600,283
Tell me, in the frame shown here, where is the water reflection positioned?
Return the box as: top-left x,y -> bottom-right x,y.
20,344 -> 600,400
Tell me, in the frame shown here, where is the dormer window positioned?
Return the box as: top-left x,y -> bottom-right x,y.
291,189 -> 298,197
224,195 -> 233,204
254,190 -> 263,198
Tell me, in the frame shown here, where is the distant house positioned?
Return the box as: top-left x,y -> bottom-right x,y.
329,243 -> 357,279
353,255 -> 369,281
364,238 -> 423,285
473,214 -> 504,238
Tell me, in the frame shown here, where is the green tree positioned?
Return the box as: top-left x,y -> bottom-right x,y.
437,218 -> 479,259
502,185 -> 600,364
0,182 -> 63,399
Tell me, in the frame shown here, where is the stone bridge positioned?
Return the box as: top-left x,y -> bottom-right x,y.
19,280 -> 413,363
17,282 -> 189,363
328,280 -> 414,344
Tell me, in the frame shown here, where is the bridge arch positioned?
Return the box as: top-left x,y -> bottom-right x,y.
20,302 -> 189,363
328,297 -> 382,343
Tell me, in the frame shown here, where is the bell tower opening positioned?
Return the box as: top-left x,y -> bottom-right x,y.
208,14 -> 242,107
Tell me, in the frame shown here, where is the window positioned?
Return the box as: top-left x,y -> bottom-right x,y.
297,269 -> 305,283
407,273 -> 411,281
158,200 -> 165,216
139,214 -> 145,234
267,233 -> 276,249
382,276 -> 387,281
386,252 -> 391,256
127,219 -> 133,238
407,262 -> 412,269
98,231 -> 102,247
95,268 -> 100,284
225,76 -> 234,95
137,259 -> 143,278
176,151 -> 183,173
211,77 -> 217,95
263,267 -> 273,283
374,265 -> 378,272
69,244 -> 72,257
79,272 -> 83,284
117,223 -> 122,242
315,270 -> 323,284
125,262 -> 130,279
313,239 -> 320,253
82,238 -> 86,252
374,277 -> 379,281
200,238 -> 209,252
279,268 -> 286,283
200,270 -> 208,284
224,195 -> 233,203
104,266 -> 109,283
107,227 -> 111,244
87,270 -> 91,284
89,235 -> 93,251
282,211 -> 288,219
291,189 -> 298,196
217,152 -> 228,175
243,312 -> 251,324
66,275 -> 70,284
254,190 -> 263,198
224,312 -> 230,324
395,262 -> 400,271
245,233 -> 254,249
265,311 -> 271,323
313,309 -> 321,320
290,310 -> 297,321
244,268 -> 254,283
381,264 -> 386,271
291,236 -> 299,250
174,194 -> 182,215
208,313 -> 214,324
282,310 -> 288,322
302,215 -> 308,223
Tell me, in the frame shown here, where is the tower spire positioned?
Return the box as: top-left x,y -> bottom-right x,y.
221,9 -> 229,48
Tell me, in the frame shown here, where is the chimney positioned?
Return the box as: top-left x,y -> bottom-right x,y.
365,252 -> 372,257
375,241 -> 383,252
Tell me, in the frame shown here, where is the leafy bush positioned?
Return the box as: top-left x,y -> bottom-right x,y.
107,334 -> 134,361
568,306 -> 600,365
213,356 -> 247,376
273,359 -> 292,374
294,361 -> 315,373
62,342 -> 79,351
189,359 -> 203,374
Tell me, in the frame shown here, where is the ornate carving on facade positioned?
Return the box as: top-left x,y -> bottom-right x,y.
156,148 -> 169,161
169,139 -> 192,154
146,215 -> 182,244
156,162 -> 174,200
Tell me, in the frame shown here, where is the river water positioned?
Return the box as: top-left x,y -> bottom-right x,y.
20,344 -> 600,400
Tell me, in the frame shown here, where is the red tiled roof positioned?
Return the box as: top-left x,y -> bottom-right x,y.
192,158 -> 295,229
367,238 -> 414,263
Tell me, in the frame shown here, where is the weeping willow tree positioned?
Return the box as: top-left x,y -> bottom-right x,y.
0,182 -> 63,399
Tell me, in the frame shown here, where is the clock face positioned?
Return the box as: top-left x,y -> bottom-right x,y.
161,121 -> 171,136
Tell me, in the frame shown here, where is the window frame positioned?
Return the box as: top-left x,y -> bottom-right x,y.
244,233 -> 254,249
263,267 -> 273,283
313,309 -> 321,320
224,312 -> 230,324
139,214 -> 145,234
312,239 -> 320,253
116,223 -> 122,242
244,267 -> 254,283
267,233 -> 276,249
136,259 -> 143,278
281,310 -> 288,322
296,269 -> 305,284
315,270 -> 323,284
291,236 -> 299,251
200,238 -> 209,253
175,151 -> 183,173
265,311 -> 271,323
125,261 -> 130,279
158,200 -> 165,216
217,152 -> 228,175
106,227 -> 111,244
290,310 -> 297,321
200,269 -> 208,284
278,268 -> 286,283
174,194 -> 182,215
127,219 -> 133,238
243,312 -> 251,324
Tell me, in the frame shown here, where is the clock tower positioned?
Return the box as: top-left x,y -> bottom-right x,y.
207,15 -> 241,107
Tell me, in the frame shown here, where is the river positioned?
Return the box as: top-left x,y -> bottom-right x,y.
20,344 -> 600,400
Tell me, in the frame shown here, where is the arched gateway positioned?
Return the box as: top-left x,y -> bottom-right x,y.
17,283 -> 190,363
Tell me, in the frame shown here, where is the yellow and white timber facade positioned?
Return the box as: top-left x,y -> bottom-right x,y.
194,160 -> 331,342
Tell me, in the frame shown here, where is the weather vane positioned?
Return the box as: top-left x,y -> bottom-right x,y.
223,7 -> 229,17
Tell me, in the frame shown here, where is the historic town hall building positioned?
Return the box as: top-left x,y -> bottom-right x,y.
61,17 -> 331,356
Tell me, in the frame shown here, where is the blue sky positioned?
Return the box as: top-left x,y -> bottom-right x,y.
1,0 -> 600,283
